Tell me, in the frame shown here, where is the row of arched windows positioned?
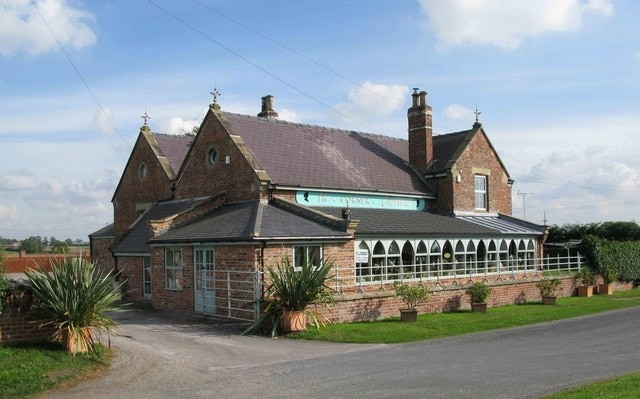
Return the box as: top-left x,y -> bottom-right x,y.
356,238 -> 536,283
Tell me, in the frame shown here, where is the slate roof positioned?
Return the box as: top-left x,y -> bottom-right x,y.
152,133 -> 193,175
426,130 -> 474,175
317,207 -> 543,237
89,223 -> 114,238
457,214 -> 546,235
222,112 -> 431,196
111,196 -> 213,254
149,200 -> 351,244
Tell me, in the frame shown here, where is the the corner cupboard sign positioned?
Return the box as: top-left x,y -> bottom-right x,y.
296,191 -> 426,211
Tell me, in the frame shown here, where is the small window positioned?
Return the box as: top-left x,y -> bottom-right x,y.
474,175 -> 488,210
208,147 -> 218,166
165,247 -> 183,290
143,256 -> 151,297
138,163 -> 147,179
294,245 -> 321,269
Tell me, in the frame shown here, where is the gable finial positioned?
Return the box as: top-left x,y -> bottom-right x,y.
141,110 -> 151,127
473,106 -> 482,128
210,85 -> 221,109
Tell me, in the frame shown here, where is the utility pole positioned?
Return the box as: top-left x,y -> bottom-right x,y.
517,191 -> 533,220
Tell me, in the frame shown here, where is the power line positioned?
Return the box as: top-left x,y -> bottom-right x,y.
32,0 -> 131,150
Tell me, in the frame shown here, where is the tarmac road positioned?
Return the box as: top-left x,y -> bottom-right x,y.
41,306 -> 640,399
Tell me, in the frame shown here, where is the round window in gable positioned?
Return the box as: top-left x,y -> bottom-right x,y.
208,147 -> 218,166
138,163 -> 148,179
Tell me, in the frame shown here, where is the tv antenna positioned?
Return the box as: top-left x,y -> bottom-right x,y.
517,190 -> 533,220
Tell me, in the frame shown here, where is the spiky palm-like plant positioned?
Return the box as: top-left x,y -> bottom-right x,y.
25,257 -> 124,355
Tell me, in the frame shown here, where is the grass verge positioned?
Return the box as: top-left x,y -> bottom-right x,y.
0,342 -> 109,399
293,288 -> 640,343
542,371 -> 640,399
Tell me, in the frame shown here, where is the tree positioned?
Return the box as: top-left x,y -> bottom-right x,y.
19,236 -> 43,254
51,242 -> 69,254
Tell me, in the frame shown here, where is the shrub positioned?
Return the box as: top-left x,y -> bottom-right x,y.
393,281 -> 430,309
537,277 -> 562,297
581,235 -> 640,283
465,282 -> 492,304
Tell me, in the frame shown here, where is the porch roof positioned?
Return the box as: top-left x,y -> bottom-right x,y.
148,200 -> 352,245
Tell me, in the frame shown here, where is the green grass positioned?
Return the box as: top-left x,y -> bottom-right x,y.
542,372 -> 640,399
0,342 -> 109,399
293,288 -> 640,343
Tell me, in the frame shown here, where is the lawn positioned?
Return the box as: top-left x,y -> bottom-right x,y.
0,343 -> 109,399
293,288 -> 640,343
542,371 -> 640,399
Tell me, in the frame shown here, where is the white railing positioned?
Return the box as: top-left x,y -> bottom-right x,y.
205,269 -> 262,322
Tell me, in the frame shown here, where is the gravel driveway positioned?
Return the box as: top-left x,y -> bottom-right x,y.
40,305 -> 640,398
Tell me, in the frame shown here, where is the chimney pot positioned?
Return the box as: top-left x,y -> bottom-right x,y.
257,95 -> 278,118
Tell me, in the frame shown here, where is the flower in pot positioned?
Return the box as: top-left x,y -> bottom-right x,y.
247,255 -> 334,337
393,281 -> 430,322
465,282 -> 492,313
574,267 -> 595,297
536,277 -> 562,305
24,257 -> 124,356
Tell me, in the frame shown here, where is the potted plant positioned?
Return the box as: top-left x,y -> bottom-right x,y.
393,281 -> 430,322
24,257 -> 124,356
465,282 -> 492,313
536,277 -> 562,305
574,267 -> 595,297
247,255 -> 334,337
598,266 -> 616,295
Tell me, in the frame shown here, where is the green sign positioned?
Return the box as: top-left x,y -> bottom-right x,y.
296,191 -> 425,211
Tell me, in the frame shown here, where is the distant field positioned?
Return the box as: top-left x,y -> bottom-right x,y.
4,246 -> 90,257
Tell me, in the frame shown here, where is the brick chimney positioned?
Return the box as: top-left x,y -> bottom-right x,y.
408,88 -> 433,175
257,95 -> 278,118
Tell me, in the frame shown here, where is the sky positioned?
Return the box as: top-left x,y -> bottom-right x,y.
0,0 -> 639,241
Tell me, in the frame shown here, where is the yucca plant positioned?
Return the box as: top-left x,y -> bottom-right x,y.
24,257 -> 125,356
245,255 -> 334,337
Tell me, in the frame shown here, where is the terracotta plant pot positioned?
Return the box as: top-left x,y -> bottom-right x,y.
400,309 -> 418,322
471,303 -> 488,313
280,310 -> 307,332
61,327 -> 93,354
598,284 -> 614,295
577,286 -> 593,297
541,296 -> 557,305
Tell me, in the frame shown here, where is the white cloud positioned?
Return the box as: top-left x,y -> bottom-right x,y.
443,104 -> 475,121
0,0 -> 96,57
0,204 -> 17,220
336,82 -> 407,118
419,0 -> 614,50
0,168 -> 37,190
277,108 -> 300,123
93,108 -> 116,135
159,116 -> 201,135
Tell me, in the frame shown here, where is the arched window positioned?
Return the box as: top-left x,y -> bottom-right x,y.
442,240 -> 454,276
416,241 -> 428,277
466,241 -> 477,274
401,241 -> 415,278
499,240 -> 509,271
356,241 -> 371,282
488,240 -> 498,273
387,241 -> 401,280
372,241 -> 386,281
454,241 -> 466,275
508,240 -> 518,270
429,241 -> 441,276
476,240 -> 487,274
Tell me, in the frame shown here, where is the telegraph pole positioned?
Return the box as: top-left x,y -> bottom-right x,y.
517,191 -> 533,220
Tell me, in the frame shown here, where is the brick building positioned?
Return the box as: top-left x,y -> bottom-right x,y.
90,89 -> 547,322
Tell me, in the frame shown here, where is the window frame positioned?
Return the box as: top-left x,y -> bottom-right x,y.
142,256 -> 151,297
165,247 -> 183,290
474,175 -> 488,210
293,245 -> 322,270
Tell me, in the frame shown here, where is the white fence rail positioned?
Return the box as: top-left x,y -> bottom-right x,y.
204,269 -> 262,322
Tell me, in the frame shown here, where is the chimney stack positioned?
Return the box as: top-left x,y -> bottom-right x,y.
408,88 -> 433,175
257,95 -> 278,118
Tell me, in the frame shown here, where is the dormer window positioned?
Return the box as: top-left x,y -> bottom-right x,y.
474,175 -> 488,210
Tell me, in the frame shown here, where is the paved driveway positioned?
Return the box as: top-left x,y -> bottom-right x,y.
41,306 -> 640,398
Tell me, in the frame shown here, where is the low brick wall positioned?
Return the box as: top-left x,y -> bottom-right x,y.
0,284 -> 56,345
316,275 -> 633,323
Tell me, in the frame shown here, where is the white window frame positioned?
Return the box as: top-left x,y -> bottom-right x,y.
474,175 -> 488,210
165,247 -> 183,290
293,245 -> 322,270
143,256 -> 151,297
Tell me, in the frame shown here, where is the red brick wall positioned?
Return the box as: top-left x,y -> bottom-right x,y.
431,130 -> 512,215
174,109 -> 263,202
0,286 -> 56,345
117,256 -> 147,302
90,236 -> 114,276
150,246 -> 194,312
113,130 -> 174,241
4,254 -> 90,273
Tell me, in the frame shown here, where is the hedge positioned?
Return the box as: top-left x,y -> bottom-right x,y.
580,235 -> 640,283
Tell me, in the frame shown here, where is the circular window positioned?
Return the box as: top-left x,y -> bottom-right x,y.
208,148 -> 218,165
138,163 -> 147,179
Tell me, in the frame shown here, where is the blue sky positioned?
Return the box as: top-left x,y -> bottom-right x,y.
1,0 -> 638,241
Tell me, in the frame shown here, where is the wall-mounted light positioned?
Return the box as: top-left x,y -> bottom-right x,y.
456,174 -> 461,183
225,155 -> 231,164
